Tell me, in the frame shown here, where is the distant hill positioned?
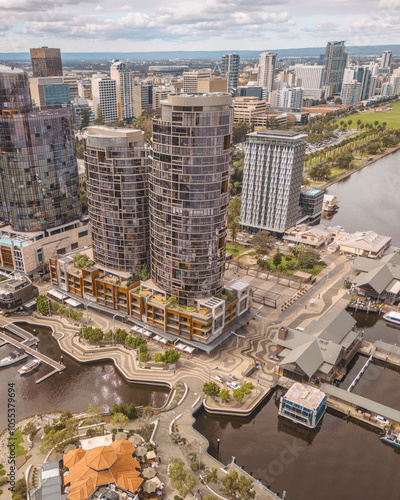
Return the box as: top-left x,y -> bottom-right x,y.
1,45 -> 400,62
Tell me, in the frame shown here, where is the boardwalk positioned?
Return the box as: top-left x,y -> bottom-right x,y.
0,331 -> 65,373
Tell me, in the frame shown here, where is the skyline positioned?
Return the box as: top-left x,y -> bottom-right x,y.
0,0 -> 399,54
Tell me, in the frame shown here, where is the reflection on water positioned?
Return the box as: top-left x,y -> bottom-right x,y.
0,323 -> 168,431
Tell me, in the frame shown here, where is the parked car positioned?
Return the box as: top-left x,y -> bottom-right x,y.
215,375 -> 224,383
276,241 -> 284,246
376,415 -> 390,425
355,406 -> 368,414
269,355 -> 279,361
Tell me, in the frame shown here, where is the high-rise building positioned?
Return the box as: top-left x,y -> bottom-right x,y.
232,96 -> 268,122
340,80 -> 362,106
0,65 -> 81,232
30,47 -> 63,77
29,77 -> 70,108
241,130 -> 307,233
110,61 -> 134,120
270,86 -> 303,110
293,64 -> 324,95
321,41 -> 347,94
343,66 -> 376,100
221,53 -> 240,93
257,52 -> 277,93
91,74 -> 118,122
150,93 -> 232,305
84,127 -> 149,273
380,50 -> 392,69
182,70 -> 212,93
197,76 -> 228,93
133,82 -> 153,118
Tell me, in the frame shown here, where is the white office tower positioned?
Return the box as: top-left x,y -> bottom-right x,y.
257,52 -> 277,93
241,131 -> 307,233
380,50 -> 392,69
271,86 -> 303,110
182,69 -> 212,93
91,74 -> 118,122
343,66 -> 376,101
390,74 -> 400,94
110,60 -> 134,120
340,80 -> 362,106
293,64 -> 324,95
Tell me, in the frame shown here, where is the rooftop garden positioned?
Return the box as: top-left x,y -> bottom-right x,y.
73,252 -> 94,269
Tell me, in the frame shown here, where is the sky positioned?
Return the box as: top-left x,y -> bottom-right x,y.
0,0 -> 399,53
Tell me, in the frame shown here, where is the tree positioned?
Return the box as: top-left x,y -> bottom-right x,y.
336,151 -> 353,169
232,121 -> 250,144
273,251 -> 283,267
221,470 -> 255,499
73,252 -> 94,269
22,421 -> 37,438
233,387 -> 245,402
111,412 -> 129,430
202,381 -> 220,398
36,295 -> 50,315
252,231 -> 275,254
93,104 -> 105,125
219,388 -> 231,403
80,106 -> 91,130
168,458 -> 196,497
298,249 -> 318,270
39,260 -> 49,276
228,197 -> 241,246
136,262 -> 151,281
12,478 -> 27,500
134,110 -> 157,140
86,403 -> 105,424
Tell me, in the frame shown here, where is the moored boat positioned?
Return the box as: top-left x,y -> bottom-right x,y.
18,358 -> 41,375
380,430 -> 400,448
383,311 -> 400,327
0,350 -> 28,368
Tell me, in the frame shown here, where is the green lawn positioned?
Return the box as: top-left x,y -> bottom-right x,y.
330,167 -> 347,176
8,429 -> 26,458
334,100 -> 400,130
261,255 -> 325,277
226,244 -> 247,256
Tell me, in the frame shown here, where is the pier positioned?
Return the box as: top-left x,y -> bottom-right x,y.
359,341 -> 400,368
0,322 -> 41,348
0,331 -> 65,380
347,355 -> 373,392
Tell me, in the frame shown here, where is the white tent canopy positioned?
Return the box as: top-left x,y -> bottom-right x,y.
183,345 -> 195,353
159,337 -> 168,344
65,298 -> 82,308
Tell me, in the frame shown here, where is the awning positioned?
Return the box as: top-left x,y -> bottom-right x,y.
183,345 -> 195,353
65,298 -> 82,308
159,337 -> 168,344
175,343 -> 186,350
47,289 -> 68,301
153,335 -> 161,342
131,326 -> 140,332
137,327 -> 144,334
142,330 -> 152,337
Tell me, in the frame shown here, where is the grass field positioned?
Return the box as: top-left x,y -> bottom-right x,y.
8,429 -> 26,458
334,100 -> 400,129
226,244 -> 247,256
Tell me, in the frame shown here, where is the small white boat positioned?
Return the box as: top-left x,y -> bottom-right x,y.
18,359 -> 42,375
0,351 -> 28,368
383,311 -> 400,327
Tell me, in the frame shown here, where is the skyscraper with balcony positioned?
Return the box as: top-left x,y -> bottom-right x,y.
221,53 -> 240,93
321,41 -> 347,94
150,93 -> 232,306
91,75 -> 118,122
84,127 -> 149,273
0,65 -> 81,233
30,47 -> 63,77
380,50 -> 392,69
257,52 -> 277,93
241,130 -> 307,233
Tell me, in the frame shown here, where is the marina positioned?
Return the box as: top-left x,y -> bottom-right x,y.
18,358 -> 42,375
383,310 -> 400,326
0,350 -> 27,367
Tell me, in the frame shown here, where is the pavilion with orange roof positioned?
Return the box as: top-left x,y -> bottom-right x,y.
63,440 -> 143,500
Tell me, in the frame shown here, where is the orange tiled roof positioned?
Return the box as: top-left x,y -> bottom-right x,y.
63,448 -> 86,469
110,439 -> 135,455
85,446 -> 117,471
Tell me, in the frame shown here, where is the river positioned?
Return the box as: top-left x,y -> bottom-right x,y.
0,323 -> 168,431
325,148 -> 400,245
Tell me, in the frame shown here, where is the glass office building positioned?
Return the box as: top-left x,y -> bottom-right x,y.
0,65 -> 32,113
150,93 -> 232,306
85,127 -> 150,273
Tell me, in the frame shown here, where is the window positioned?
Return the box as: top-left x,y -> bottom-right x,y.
71,242 -> 78,250
78,230 -> 88,238
57,248 -> 66,255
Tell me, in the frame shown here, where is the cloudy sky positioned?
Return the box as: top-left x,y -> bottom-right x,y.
0,0 -> 399,53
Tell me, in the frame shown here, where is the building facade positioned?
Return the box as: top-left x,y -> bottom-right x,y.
257,52 -> 277,93
84,127 -> 150,274
321,41 -> 347,94
232,96 -> 268,122
91,75 -> 118,122
221,53 -> 240,93
150,93 -> 232,306
340,80 -> 362,107
0,65 -> 32,112
133,82 -> 153,118
241,130 -> 307,233
110,61 -> 134,120
30,77 -> 70,108
30,47 -> 63,78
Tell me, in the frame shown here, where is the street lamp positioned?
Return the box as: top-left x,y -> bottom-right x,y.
112,313 -> 118,346
231,331 -> 246,351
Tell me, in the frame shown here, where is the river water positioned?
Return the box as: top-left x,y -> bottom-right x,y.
325,149 -> 400,246
0,323 -> 168,431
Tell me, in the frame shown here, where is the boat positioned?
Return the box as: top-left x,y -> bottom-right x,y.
383,311 -> 400,327
0,351 -> 28,368
380,430 -> 400,448
18,359 -> 42,375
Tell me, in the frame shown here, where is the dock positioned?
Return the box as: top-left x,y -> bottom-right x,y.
359,341 -> 400,368
1,322 -> 41,348
320,383 -> 400,430
0,331 -> 65,379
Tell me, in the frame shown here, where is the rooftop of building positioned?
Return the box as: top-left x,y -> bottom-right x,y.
0,64 -> 25,74
247,130 -> 307,140
0,277 -> 32,295
284,382 -> 326,410
85,126 -> 144,143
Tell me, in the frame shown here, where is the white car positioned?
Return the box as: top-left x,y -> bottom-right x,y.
276,241 -> 284,246
215,375 -> 224,383
376,415 -> 389,425
227,381 -> 240,390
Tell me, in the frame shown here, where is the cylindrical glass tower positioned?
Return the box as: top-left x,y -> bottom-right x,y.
85,127 -> 149,273
150,93 -> 232,305
0,65 -> 32,113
